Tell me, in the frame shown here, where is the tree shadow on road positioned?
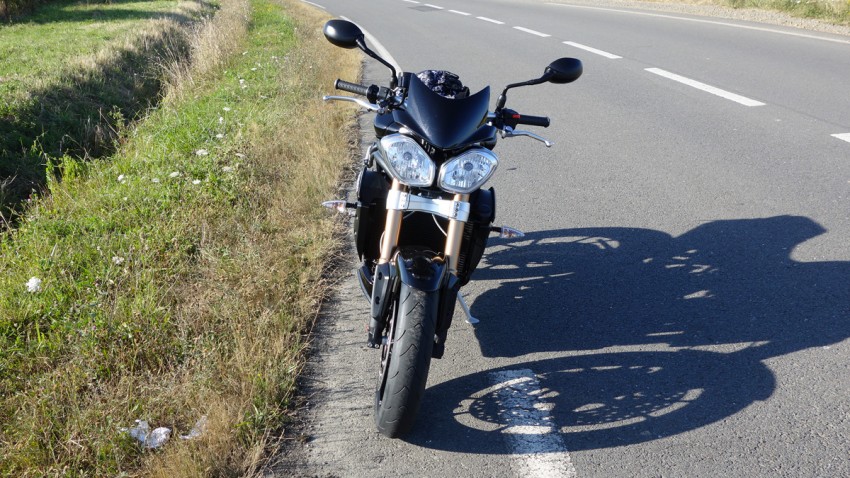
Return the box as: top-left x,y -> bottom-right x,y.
406,215 -> 850,452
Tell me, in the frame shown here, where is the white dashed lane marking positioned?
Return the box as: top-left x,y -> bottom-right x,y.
514,26 -> 551,37
450,9 -> 471,16
832,133 -> 850,144
646,68 -> 766,107
477,16 -> 505,24
563,41 -> 622,59
423,3 -> 443,9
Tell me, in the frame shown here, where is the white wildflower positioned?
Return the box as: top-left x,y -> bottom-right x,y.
196,149 -> 209,156
169,171 -> 180,178
192,179 -> 201,185
223,107 -> 231,112
26,277 -> 42,293
117,174 -> 126,183
151,178 -> 160,183
218,117 -> 224,124
215,134 -> 224,139
112,256 -> 125,265
250,67 -> 257,71
222,166 -> 233,172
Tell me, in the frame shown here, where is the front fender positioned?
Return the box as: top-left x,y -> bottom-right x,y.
368,250 -> 447,347
396,249 -> 447,293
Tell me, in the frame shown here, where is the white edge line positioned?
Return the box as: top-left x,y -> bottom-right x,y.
514,26 -> 551,37
832,133 -> 850,143
477,16 -> 505,25
646,67 -> 765,107
548,3 -> 850,46
403,0 -> 420,3
423,3 -> 444,9
300,0 -> 325,8
340,16 -> 403,73
449,9 -> 471,16
563,41 -> 622,59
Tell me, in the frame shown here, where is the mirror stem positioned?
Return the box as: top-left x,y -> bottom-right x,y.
496,72 -> 552,111
356,38 -> 398,88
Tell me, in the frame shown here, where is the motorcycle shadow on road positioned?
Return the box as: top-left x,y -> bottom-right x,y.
406,215 -> 850,453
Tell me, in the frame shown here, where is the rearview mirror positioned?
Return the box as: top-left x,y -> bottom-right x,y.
543,58 -> 583,84
494,57 -> 584,110
322,19 -> 399,88
323,19 -> 363,49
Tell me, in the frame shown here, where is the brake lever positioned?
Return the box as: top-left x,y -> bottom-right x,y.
323,95 -> 384,113
500,126 -> 553,147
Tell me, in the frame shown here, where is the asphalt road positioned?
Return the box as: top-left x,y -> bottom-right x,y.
280,0 -> 850,476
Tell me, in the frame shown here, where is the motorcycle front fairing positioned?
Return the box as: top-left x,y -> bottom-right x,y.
373,73 -> 497,151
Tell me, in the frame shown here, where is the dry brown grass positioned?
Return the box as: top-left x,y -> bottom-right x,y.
141,0 -> 362,475
161,0 -> 252,100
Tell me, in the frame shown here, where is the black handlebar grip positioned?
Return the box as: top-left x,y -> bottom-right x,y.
335,79 -> 371,97
514,114 -> 550,128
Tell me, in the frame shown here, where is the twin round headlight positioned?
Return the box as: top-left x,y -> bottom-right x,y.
379,134 -> 498,194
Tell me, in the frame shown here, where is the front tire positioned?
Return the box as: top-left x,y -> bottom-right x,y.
374,284 -> 437,437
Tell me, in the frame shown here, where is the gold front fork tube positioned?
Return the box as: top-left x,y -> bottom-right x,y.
378,180 -> 405,265
444,193 -> 470,275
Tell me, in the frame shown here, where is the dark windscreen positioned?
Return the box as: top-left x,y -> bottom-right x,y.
393,76 -> 490,150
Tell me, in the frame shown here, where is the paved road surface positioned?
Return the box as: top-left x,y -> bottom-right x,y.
280,1 -> 850,476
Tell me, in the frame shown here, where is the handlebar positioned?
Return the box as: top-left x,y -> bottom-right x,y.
329,82 -> 554,146
512,113 -> 550,128
335,79 -> 397,105
335,79 -> 371,97
496,109 -> 550,128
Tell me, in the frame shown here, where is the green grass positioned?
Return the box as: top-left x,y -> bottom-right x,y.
0,0 -> 359,474
0,0 -> 206,222
0,0 -> 185,84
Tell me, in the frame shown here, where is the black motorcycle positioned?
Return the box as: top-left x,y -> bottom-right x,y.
321,19 -> 582,438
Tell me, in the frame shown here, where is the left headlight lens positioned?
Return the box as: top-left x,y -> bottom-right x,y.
438,148 -> 499,194
378,134 -> 436,187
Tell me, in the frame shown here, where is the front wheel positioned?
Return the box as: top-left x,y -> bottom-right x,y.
374,283 -> 437,437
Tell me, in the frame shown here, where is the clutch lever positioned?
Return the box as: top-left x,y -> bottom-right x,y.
323,95 -> 384,113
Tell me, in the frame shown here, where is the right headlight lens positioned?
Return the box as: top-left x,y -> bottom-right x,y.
378,134 -> 436,187
438,148 -> 499,194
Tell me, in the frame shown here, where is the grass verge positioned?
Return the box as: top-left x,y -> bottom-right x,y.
0,0 -> 360,474
0,0 -> 208,222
